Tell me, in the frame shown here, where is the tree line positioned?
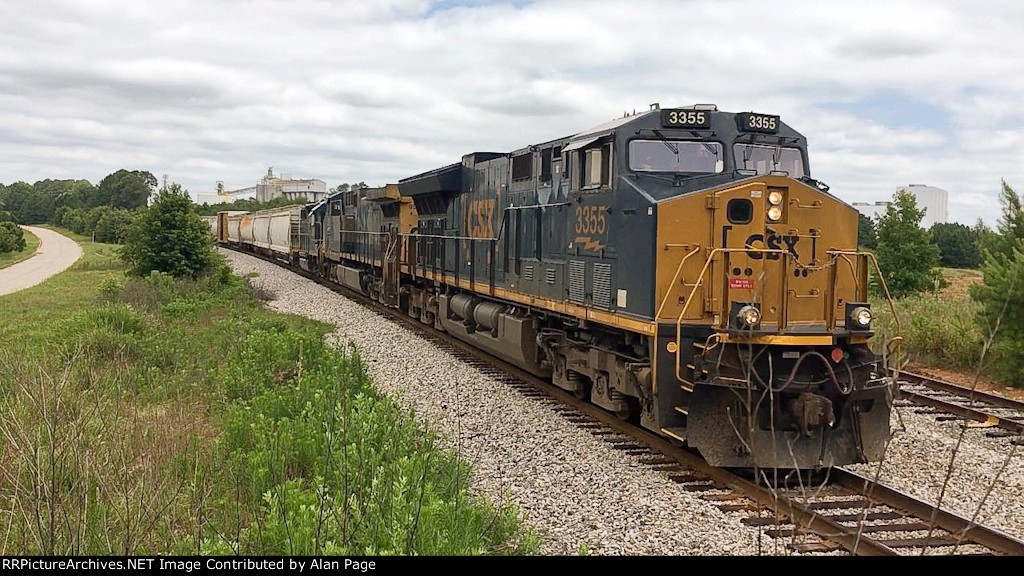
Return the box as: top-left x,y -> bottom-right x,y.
0,170 -> 157,245
859,205 -> 988,270
194,182 -> 368,216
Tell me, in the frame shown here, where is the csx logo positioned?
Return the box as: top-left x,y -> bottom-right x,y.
744,233 -> 800,260
467,198 -> 495,238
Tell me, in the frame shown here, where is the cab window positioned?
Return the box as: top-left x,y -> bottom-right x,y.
581,143 -> 612,189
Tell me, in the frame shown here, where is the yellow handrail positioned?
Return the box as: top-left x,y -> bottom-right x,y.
654,245 -> 701,319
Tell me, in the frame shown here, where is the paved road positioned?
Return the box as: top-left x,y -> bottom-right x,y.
0,227 -> 83,297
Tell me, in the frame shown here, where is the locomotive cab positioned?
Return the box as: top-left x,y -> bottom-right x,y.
637,106 -> 901,469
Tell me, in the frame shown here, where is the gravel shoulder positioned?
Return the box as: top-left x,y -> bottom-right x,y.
224,249 -> 1024,554
0,226 -> 83,297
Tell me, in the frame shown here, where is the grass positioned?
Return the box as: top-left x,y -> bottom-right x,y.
0,229 -> 122,349
0,230 -> 538,555
871,267 -> 989,377
0,227 -> 41,270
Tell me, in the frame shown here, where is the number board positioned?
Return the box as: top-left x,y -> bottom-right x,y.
661,109 -> 711,129
738,112 -> 780,134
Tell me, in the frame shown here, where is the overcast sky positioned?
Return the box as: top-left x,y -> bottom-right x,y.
1,0 -> 1021,225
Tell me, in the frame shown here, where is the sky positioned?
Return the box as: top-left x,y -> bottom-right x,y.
1,0 -> 1021,226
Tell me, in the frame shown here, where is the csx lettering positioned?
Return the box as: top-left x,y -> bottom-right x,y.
575,205 -> 607,235
467,198 -> 495,238
744,233 -> 800,260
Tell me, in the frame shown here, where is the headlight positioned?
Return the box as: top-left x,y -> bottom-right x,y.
737,305 -> 761,327
767,205 -> 783,221
768,190 -> 784,205
850,306 -> 872,328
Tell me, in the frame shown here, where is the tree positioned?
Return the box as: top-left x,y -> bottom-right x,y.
971,181 -> 1024,385
94,208 -> 136,244
121,183 -> 215,278
874,189 -> 942,298
194,195 -> 306,216
970,247 -> 1024,383
0,182 -> 52,224
930,222 -> 982,268
857,212 -> 877,249
982,180 -> 1024,260
95,170 -> 157,210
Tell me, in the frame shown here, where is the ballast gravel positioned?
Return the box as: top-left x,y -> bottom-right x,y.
223,250 -> 1023,554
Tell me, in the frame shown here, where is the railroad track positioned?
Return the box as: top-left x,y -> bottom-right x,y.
228,248 -> 1024,556
895,370 -> 1024,441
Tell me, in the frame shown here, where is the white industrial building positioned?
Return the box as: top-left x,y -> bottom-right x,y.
255,168 -> 327,203
197,167 -> 328,205
852,184 -> 949,228
851,201 -> 890,221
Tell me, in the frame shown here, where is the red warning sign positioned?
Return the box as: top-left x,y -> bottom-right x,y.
729,278 -> 756,290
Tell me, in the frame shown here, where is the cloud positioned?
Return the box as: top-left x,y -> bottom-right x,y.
0,0 -> 1020,224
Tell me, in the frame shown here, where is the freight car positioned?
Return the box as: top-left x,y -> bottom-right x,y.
222,104 -> 902,471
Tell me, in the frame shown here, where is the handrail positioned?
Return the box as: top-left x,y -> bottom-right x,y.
673,247 -> 787,383
826,250 -> 903,345
654,245 -> 701,319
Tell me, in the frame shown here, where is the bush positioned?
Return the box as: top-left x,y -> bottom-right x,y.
120,183 -> 215,278
0,221 -> 26,253
871,294 -> 983,370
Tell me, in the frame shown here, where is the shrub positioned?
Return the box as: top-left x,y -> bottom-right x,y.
120,183 -> 214,278
0,221 -> 25,253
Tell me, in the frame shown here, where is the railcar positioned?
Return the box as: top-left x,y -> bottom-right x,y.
223,104 -> 902,470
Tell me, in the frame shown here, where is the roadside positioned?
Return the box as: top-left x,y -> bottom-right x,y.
0,226 -> 40,270
0,226 -> 83,297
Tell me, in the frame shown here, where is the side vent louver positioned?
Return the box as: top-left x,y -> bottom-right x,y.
569,261 -> 585,304
523,264 -> 534,282
593,263 -> 612,309
545,268 -> 556,285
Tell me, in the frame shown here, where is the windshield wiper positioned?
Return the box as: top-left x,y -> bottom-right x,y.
653,130 -> 679,155
742,144 -> 754,169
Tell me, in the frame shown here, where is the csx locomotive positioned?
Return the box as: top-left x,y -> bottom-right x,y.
218,104 -> 902,470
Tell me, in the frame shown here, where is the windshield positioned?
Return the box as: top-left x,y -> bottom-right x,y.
629,140 -> 724,173
733,144 -> 806,177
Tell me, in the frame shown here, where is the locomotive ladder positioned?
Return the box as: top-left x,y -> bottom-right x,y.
382,230 -> 401,308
